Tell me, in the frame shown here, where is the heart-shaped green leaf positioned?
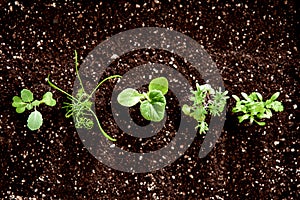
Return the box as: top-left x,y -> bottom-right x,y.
117,88 -> 143,107
12,96 -> 27,113
12,96 -> 26,106
149,77 -> 168,95
27,110 -> 43,130
42,92 -> 56,106
140,101 -> 166,122
140,90 -> 166,122
21,89 -> 34,102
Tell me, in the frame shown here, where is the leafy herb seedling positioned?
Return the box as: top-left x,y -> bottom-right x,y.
48,50 -> 121,141
117,77 -> 168,122
232,92 -> 284,126
12,89 -> 56,130
182,84 -> 229,134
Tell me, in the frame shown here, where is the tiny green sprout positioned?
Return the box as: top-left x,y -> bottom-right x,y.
182,83 -> 229,134
48,50 -> 121,142
12,89 -> 56,130
232,91 -> 284,126
117,77 -> 168,122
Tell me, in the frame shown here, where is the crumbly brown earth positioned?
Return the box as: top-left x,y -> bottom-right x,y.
1,0 -> 299,199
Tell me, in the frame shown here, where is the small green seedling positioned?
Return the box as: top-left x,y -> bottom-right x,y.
117,77 -> 168,122
182,83 -> 229,134
232,92 -> 284,126
48,50 -> 121,142
12,89 -> 56,130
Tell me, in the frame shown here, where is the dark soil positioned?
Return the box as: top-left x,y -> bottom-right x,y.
1,0 -> 299,199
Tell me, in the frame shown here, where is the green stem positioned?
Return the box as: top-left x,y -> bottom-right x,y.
143,92 -> 150,102
88,108 -> 116,142
74,50 -> 86,94
88,75 -> 122,98
47,75 -> 78,101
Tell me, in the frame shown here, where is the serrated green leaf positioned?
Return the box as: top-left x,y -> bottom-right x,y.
149,77 -> 168,95
42,92 -> 56,106
21,89 -> 34,102
27,110 -> 43,130
196,121 -> 209,134
270,101 -> 284,112
117,88 -> 143,107
191,106 -> 207,122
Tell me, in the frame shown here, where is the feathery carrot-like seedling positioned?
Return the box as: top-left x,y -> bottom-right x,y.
48,50 -> 121,141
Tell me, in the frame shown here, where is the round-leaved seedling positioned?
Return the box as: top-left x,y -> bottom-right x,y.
117,77 -> 169,122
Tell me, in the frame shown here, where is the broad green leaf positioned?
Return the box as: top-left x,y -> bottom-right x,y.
26,103 -> 33,110
140,101 -> 166,122
27,110 -> 43,130
12,96 -> 27,113
270,92 -> 280,101
12,96 -> 26,107
21,89 -> 34,102
16,106 -> 26,113
148,90 -> 166,105
149,77 -> 168,95
182,104 -> 191,116
117,88 -> 143,107
42,92 -> 56,106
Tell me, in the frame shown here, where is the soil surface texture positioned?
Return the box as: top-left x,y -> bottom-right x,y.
1,0 -> 299,199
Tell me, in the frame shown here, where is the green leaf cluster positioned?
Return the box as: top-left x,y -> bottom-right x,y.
48,50 -> 121,142
182,83 -> 229,134
232,92 -> 284,126
12,89 -> 56,130
117,77 -> 168,122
